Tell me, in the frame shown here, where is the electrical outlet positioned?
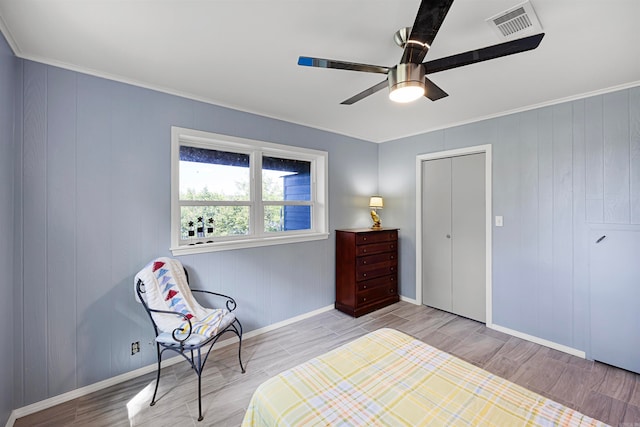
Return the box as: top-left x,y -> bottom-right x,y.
131,341 -> 140,355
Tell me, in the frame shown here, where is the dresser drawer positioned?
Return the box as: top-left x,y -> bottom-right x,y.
356,241 -> 397,256
356,261 -> 397,281
357,274 -> 396,292
355,230 -> 397,245
357,252 -> 397,267
356,285 -> 397,307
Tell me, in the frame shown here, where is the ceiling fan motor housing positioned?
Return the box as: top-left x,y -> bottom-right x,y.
388,63 -> 426,101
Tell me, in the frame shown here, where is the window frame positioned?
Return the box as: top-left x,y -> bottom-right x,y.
170,127 -> 328,255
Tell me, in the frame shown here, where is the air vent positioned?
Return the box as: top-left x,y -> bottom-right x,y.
486,1 -> 543,40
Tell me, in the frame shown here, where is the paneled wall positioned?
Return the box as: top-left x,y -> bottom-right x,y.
9,35 -> 639,416
0,33 -> 17,425
14,60 -> 378,407
379,86 -> 640,354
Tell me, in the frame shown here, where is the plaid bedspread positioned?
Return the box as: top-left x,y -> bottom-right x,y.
242,328 -> 608,426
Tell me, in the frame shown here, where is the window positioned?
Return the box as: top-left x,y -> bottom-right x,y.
171,127 -> 328,255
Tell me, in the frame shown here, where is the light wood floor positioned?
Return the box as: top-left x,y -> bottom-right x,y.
15,301 -> 640,426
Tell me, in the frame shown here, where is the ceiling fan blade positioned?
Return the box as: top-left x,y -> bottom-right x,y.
424,33 -> 545,75
341,80 -> 389,105
401,0 -> 455,64
424,77 -> 449,101
298,57 -> 389,74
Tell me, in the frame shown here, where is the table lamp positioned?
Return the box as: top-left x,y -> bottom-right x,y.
369,196 -> 384,229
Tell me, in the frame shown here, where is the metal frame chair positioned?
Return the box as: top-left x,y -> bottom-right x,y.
136,266 -> 245,422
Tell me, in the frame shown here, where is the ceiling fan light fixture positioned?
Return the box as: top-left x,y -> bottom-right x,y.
389,82 -> 425,103
388,63 -> 426,103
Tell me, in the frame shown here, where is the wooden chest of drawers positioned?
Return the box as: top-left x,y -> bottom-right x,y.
335,228 -> 399,317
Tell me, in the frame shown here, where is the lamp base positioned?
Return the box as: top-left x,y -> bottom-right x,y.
370,210 -> 381,229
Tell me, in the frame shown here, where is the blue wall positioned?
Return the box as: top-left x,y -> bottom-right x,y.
379,87 -> 640,354
13,60 -> 378,407
0,32 -> 17,425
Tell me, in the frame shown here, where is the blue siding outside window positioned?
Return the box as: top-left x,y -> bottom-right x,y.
284,173 -> 311,230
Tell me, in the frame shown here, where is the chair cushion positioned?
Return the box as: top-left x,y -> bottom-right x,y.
156,331 -> 207,346
156,310 -> 236,346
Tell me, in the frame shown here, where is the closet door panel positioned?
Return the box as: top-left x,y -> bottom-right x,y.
421,158 -> 452,312
452,153 -> 486,322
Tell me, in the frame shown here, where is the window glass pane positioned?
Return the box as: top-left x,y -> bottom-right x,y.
180,146 -> 250,201
264,205 -> 311,232
262,156 -> 311,202
180,205 -> 249,239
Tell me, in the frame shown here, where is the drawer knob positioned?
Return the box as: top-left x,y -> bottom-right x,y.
363,261 -> 367,264
390,289 -> 394,293
363,285 -> 367,289
363,273 -> 367,277
390,277 -> 394,281
363,249 -> 367,253
363,298 -> 367,302
390,256 -> 394,259
363,237 -> 367,241
390,245 -> 395,249
390,267 -> 394,271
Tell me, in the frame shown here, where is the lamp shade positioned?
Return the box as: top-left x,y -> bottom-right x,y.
369,196 -> 384,209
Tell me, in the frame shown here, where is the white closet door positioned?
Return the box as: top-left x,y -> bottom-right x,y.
590,229 -> 640,374
451,153 -> 486,322
421,157 -> 453,312
421,153 -> 486,322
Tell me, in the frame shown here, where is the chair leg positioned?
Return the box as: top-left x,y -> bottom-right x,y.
150,343 -> 162,406
195,348 -> 204,422
236,320 -> 246,373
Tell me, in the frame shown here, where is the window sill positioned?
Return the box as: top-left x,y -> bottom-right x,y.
170,232 -> 330,256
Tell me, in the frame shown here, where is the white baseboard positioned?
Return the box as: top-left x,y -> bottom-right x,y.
400,295 -> 419,305
242,304 -> 334,340
489,323 -> 586,359
404,297 -> 585,359
6,304 -> 335,426
4,411 -> 16,427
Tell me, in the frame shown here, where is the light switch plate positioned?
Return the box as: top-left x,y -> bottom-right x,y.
495,216 -> 504,227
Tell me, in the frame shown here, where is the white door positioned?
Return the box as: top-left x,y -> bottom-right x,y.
421,153 -> 486,322
421,157 -> 453,313
590,229 -> 640,374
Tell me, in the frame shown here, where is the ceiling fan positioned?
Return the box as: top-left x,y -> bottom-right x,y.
298,0 -> 545,105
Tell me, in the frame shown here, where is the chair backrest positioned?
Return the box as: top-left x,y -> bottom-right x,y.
134,257 -> 210,334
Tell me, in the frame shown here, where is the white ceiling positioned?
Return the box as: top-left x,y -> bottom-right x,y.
0,0 -> 638,143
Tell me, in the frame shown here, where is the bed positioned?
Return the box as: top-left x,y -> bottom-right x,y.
242,328 -> 607,426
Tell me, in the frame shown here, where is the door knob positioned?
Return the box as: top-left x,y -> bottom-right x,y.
446,234 -> 451,239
